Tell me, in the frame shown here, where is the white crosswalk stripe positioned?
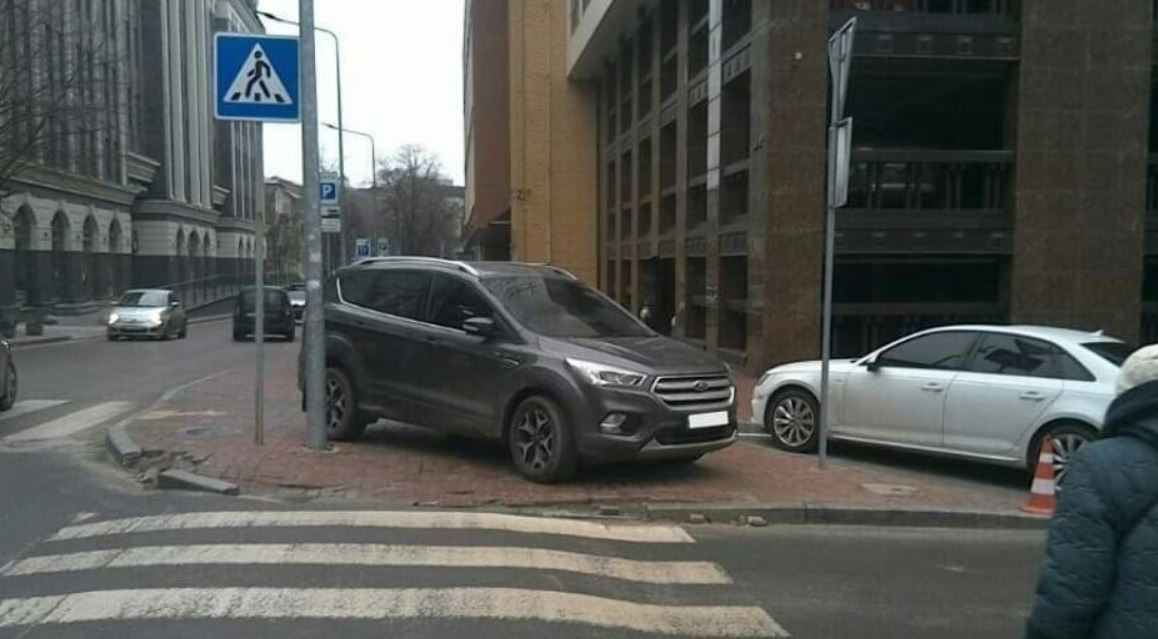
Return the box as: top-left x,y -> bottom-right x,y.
0,543 -> 732,584
50,509 -> 696,544
0,509 -> 790,637
0,400 -> 69,423
0,587 -> 788,636
2,401 -> 135,442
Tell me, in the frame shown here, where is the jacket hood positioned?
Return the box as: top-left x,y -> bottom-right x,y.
1102,379 -> 1158,450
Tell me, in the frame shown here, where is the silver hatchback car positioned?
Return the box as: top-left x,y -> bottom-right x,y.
107,289 -> 189,341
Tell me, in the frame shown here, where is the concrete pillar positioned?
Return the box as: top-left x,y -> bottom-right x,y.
168,0 -> 186,202
1009,0 -> 1151,342
754,0 -> 829,369
184,0 -> 202,206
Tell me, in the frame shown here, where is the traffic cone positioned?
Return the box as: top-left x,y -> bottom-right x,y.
1022,436 -> 1057,516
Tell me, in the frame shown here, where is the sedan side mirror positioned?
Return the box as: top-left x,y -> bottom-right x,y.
463,316 -> 496,339
170,301 -> 181,308
864,355 -> 882,372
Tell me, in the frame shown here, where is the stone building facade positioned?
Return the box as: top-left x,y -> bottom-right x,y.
0,0 -> 265,318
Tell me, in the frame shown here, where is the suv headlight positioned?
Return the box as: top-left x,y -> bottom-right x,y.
566,358 -> 647,388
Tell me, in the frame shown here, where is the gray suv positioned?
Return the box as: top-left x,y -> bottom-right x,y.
301,258 -> 737,482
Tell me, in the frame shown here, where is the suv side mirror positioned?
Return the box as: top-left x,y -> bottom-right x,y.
170,301 -> 181,308
463,316 -> 496,339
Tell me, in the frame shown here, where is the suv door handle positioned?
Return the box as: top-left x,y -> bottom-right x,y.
1020,391 -> 1045,401
920,382 -> 944,392
423,335 -> 441,344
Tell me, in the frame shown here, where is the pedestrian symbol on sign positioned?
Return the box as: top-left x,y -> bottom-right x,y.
225,45 -> 293,105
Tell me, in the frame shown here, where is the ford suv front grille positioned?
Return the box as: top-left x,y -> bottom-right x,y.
651,375 -> 734,412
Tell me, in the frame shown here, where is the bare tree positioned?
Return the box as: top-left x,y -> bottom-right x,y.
375,145 -> 461,257
0,0 -> 124,197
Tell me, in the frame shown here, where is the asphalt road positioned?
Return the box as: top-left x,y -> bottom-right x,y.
0,323 -> 1048,638
1,318 -> 294,441
0,444 -> 1046,639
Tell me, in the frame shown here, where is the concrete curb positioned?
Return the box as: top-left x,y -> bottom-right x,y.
105,425 -> 142,465
643,502 -> 1049,530
103,423 -> 240,497
188,314 -> 232,325
157,469 -> 239,495
9,336 -> 72,349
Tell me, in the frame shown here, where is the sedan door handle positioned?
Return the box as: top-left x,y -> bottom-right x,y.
1020,391 -> 1046,401
920,382 -> 945,393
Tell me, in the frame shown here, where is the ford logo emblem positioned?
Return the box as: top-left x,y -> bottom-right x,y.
694,381 -> 710,392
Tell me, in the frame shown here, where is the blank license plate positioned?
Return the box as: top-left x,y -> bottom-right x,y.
688,411 -> 729,429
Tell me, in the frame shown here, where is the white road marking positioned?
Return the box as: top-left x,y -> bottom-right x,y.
0,400 -> 69,423
0,588 -> 789,637
0,543 -> 730,584
50,510 -> 695,544
3,402 -> 134,442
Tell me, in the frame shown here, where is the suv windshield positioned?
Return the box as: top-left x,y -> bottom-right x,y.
1083,341 -> 1132,367
117,291 -> 168,308
482,275 -> 651,338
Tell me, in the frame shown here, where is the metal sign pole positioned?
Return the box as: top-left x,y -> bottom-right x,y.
254,221 -> 265,445
300,0 -> 328,450
820,18 -> 856,471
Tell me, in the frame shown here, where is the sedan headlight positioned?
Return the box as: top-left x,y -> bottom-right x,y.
107,313 -> 119,325
566,358 -> 647,388
756,370 -> 775,387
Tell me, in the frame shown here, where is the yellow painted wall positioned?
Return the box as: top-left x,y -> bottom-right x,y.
507,0 -> 598,283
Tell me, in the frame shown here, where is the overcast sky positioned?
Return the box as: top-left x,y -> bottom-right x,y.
258,0 -> 465,186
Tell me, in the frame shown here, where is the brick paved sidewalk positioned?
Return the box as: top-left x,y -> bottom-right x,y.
125,347 -> 1025,512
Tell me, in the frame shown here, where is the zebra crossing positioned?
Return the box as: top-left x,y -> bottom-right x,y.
0,509 -> 791,637
0,399 -> 134,444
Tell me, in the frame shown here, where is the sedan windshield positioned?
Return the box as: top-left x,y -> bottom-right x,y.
116,291 -> 168,308
482,276 -> 651,338
1083,341 -> 1132,367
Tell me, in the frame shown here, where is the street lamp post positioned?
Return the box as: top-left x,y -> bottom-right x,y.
257,10 -> 346,269
324,123 -> 377,254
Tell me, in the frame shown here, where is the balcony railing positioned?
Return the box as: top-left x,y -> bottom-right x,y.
830,0 -> 1015,15
845,148 -> 1013,213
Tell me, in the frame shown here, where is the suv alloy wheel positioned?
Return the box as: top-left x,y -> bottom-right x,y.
325,366 -> 367,441
508,396 -> 577,483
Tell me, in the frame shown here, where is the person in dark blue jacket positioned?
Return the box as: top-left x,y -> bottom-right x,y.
1026,344 -> 1158,639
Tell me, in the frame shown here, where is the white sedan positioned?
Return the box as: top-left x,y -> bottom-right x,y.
751,325 -> 1131,480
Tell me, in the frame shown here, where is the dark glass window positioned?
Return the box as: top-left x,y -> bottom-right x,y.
877,331 -> 978,370
968,333 -> 1092,381
341,270 -> 430,320
1083,341 -> 1131,367
483,275 -> 650,338
427,276 -> 492,330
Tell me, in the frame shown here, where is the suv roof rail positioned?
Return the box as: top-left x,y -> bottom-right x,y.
353,256 -> 479,277
528,262 -> 577,280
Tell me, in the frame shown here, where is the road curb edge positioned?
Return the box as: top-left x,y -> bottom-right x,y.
643,502 -> 1049,530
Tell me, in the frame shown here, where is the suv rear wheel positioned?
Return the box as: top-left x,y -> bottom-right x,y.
325,366 -> 367,441
508,395 -> 577,483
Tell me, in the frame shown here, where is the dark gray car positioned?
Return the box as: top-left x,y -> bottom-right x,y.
300,258 -> 737,483
0,339 -> 15,412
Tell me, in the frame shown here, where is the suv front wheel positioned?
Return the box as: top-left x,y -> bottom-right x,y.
508,395 -> 577,483
325,366 -> 367,441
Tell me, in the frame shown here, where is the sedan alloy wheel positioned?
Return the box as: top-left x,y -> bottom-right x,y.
766,390 -> 820,453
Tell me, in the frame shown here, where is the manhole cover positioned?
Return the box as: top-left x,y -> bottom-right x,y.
179,426 -> 238,439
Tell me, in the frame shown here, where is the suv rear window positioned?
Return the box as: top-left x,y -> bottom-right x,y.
239,289 -> 288,311
1083,341 -> 1131,367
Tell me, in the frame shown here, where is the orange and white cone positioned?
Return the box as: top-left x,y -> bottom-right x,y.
1022,436 -> 1057,516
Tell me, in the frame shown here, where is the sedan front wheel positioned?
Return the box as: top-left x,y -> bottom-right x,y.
766,389 -> 820,453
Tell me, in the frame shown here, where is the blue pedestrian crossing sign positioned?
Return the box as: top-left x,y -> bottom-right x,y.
320,180 -> 340,204
214,33 -> 300,122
